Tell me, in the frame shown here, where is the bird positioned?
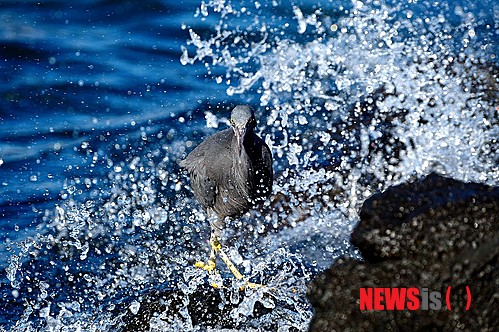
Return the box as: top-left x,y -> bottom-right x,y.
179,105 -> 273,283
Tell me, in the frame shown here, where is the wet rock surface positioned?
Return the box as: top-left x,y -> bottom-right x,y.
119,281 -> 275,331
308,173 -> 499,331
117,264 -> 311,332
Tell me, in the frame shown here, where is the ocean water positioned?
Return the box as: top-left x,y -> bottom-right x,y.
0,0 -> 497,330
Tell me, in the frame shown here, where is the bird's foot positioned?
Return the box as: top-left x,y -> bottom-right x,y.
195,258 -> 224,288
194,259 -> 216,273
195,245 -> 218,275
195,260 -> 269,290
198,237 -> 270,290
241,281 -> 268,290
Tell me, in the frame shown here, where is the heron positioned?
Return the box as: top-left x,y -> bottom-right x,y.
179,105 -> 273,283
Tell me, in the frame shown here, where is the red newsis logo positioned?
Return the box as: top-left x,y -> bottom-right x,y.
359,287 -> 472,311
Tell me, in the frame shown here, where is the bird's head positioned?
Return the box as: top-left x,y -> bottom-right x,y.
230,105 -> 256,155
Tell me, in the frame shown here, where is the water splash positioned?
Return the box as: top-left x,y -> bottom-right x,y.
181,0 -> 498,187
4,0 -> 498,330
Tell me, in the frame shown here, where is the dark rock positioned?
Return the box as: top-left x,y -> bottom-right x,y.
119,282 -> 274,331
308,174 -> 499,331
352,173 -> 499,261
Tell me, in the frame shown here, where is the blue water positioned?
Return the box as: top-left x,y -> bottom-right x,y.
1,0 -> 497,330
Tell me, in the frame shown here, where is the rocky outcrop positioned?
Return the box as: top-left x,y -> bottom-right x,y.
308,173 -> 499,331
119,282 -> 279,331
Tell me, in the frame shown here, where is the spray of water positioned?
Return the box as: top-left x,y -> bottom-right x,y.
5,0 -> 497,330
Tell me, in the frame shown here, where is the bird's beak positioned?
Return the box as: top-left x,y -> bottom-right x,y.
236,126 -> 246,155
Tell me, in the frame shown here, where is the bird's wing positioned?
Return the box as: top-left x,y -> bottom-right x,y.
180,148 -> 217,210
190,163 -> 218,210
179,129 -> 233,210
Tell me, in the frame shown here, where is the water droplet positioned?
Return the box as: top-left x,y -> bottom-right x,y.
129,301 -> 141,315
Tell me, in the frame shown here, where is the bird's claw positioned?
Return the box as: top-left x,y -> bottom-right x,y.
194,260 -> 216,273
196,238 -> 270,290
242,281 -> 267,290
195,260 -> 269,290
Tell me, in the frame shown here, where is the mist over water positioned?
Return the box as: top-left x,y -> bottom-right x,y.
1,0 -> 497,330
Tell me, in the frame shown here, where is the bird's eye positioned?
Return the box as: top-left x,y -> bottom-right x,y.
230,118 -> 235,126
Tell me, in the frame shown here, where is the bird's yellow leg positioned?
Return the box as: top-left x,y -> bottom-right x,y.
194,247 -> 217,273
213,238 -> 266,289
215,243 -> 244,280
196,237 -> 267,289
